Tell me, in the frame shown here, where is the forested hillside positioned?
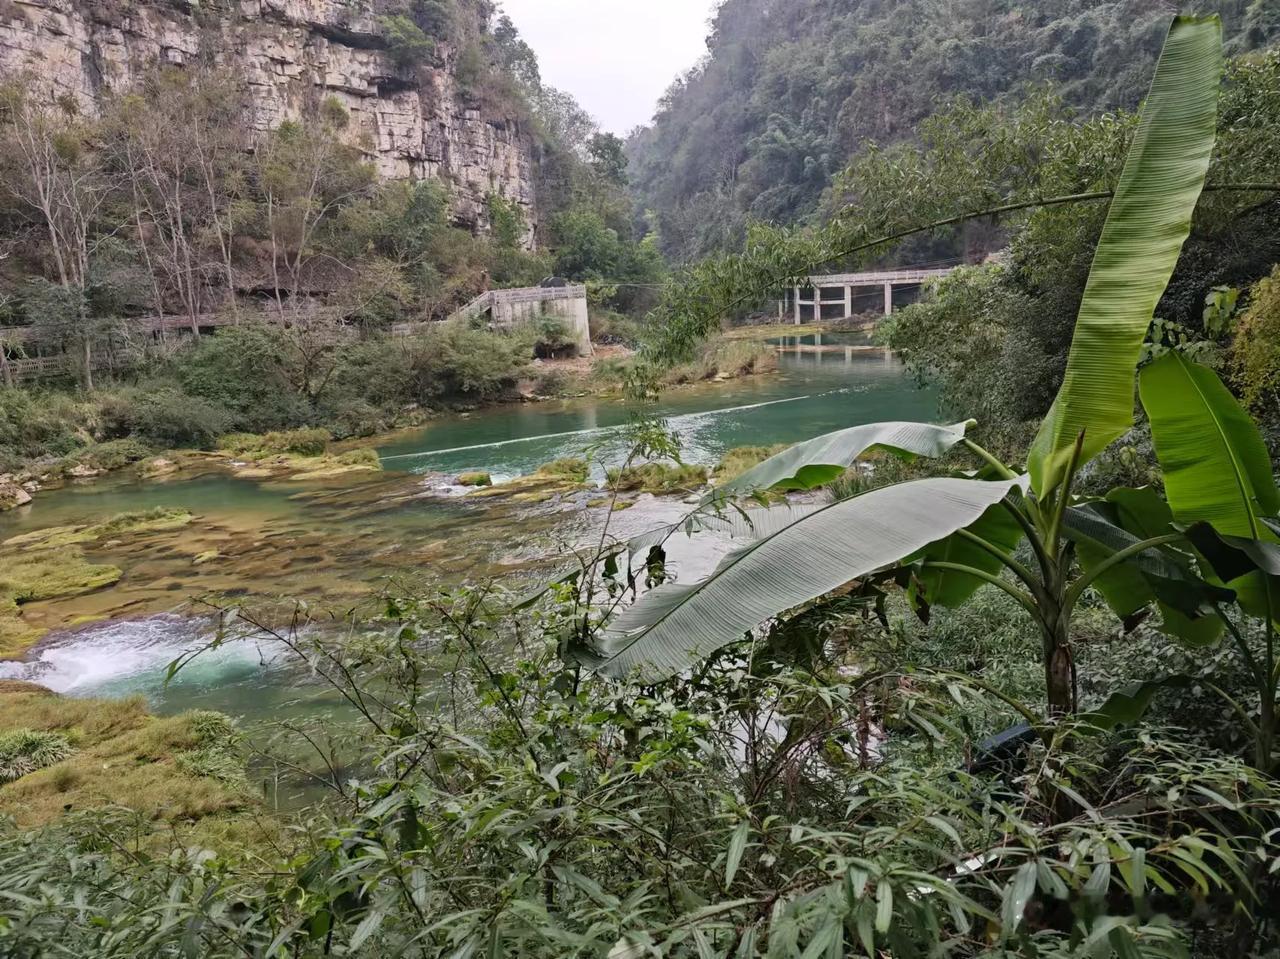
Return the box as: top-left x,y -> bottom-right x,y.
629,0 -> 1277,261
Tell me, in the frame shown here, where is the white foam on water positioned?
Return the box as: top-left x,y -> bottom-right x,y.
381,391 -> 824,464
0,615 -> 281,697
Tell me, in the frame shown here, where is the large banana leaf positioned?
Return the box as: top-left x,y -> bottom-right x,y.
581,476 -> 1024,681
913,502 -> 1025,609
1065,489 -> 1230,640
707,420 -> 971,502
1140,352 -> 1279,619
1139,352 -> 1280,538
1028,15 -> 1222,498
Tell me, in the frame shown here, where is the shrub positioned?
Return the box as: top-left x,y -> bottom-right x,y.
0,387 -> 93,467
535,458 -> 589,482
176,327 -> 312,432
379,14 -> 435,70
405,324 -> 532,402
0,730 -> 73,784
96,384 -> 230,449
65,438 -> 153,472
606,461 -> 708,493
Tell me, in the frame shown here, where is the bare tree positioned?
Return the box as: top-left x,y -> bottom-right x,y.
0,84 -> 118,389
104,68 -> 249,333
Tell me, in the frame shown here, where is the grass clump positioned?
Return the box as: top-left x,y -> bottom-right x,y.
219,428 -> 332,459
457,471 -> 492,487
535,457 -> 590,482
662,338 -> 778,386
606,461 -> 709,494
713,444 -> 789,484
335,447 -> 382,468
0,693 -> 248,829
0,729 -> 74,784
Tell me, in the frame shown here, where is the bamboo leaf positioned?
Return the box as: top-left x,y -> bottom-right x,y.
1029,15 -> 1223,496
724,820 -> 749,889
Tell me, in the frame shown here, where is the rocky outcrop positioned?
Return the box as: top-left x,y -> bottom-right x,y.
0,0 -> 537,244
0,476 -> 31,511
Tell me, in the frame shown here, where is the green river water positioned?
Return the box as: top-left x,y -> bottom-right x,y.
0,348 -> 935,724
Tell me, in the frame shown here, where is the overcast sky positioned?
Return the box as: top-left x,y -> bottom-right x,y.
498,0 -> 720,135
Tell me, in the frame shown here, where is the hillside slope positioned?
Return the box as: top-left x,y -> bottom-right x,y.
628,0 -> 1274,261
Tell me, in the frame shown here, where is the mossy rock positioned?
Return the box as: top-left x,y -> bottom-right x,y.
0,552 -> 122,604
0,611 -> 45,660
457,471 -> 493,487
3,507 -> 193,550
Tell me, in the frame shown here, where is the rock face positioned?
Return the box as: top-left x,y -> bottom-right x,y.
0,0 -> 537,244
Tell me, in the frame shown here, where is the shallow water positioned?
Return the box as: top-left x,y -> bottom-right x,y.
0,350 -> 936,720
379,349 -> 927,478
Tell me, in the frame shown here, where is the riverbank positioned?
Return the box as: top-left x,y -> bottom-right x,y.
0,335 -> 779,510
0,351 -> 936,705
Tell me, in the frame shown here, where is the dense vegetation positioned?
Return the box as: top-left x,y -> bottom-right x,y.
4,8 -> 1280,959
628,0 -> 1278,261
0,3 -> 665,472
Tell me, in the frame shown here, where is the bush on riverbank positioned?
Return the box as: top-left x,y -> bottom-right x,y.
606,460 -> 708,493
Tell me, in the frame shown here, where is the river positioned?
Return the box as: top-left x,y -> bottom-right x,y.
0,347 -> 935,722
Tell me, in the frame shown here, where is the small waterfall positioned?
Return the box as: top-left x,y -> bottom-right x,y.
0,615 -> 282,698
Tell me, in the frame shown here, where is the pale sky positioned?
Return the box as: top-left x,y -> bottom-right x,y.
498,0 -> 720,134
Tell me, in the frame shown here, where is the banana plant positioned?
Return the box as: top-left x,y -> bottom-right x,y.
571,16 -> 1266,733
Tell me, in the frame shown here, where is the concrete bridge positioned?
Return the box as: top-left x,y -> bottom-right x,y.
780,268 -> 955,324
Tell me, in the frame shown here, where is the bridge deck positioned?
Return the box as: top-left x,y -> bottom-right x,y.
782,267 -> 957,323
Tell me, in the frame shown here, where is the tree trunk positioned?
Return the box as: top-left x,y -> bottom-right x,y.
1040,578 -> 1074,718
81,337 -> 94,392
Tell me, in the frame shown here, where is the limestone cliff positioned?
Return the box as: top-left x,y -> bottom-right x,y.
0,0 -> 537,244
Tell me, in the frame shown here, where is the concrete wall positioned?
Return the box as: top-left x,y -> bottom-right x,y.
491,291 -> 593,358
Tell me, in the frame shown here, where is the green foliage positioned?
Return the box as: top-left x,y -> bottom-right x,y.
486,193 -> 525,250
0,387 -> 94,466
379,14 -> 435,69
0,730 -> 72,784
176,327 -> 313,432
96,384 -> 230,448
629,0 -> 1261,263
1231,265 -> 1280,409
605,460 -> 708,495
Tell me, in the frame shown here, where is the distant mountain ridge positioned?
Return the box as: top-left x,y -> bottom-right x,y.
627,0 -> 1275,262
